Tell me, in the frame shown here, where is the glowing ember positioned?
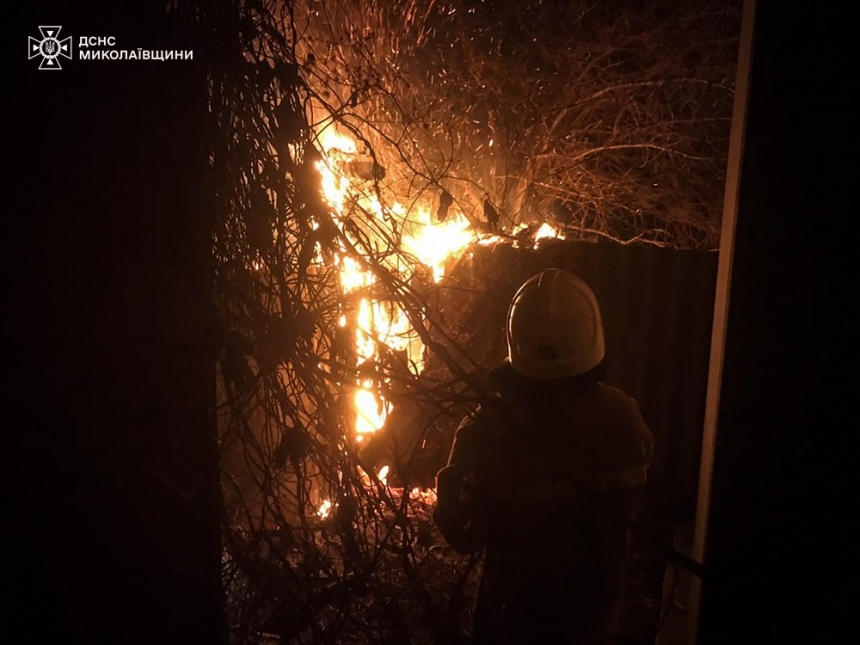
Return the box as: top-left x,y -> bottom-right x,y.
409,487 -> 437,505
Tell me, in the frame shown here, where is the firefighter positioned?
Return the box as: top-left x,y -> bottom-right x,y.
434,268 -> 654,645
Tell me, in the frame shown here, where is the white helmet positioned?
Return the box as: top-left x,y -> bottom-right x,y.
506,268 -> 605,379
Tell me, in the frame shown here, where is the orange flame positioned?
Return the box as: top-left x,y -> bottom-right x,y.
316,126 -> 478,442
313,125 -> 558,507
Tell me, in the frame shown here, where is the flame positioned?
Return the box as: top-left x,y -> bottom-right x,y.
312,125 -> 490,513
315,126 -> 475,442
534,222 -> 562,241
354,385 -> 385,435
311,126 -> 562,516
339,256 -> 375,293
316,129 -> 357,215
378,465 -> 390,485
402,209 -> 476,283
317,498 -> 333,519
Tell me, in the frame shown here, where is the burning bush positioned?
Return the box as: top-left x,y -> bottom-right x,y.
208,0 -> 739,642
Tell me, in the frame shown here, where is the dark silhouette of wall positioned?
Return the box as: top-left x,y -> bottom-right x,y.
698,3 -> 851,642
573,241 -> 718,517
10,3 -> 223,643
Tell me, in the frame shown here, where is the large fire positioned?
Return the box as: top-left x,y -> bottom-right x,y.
312,124 -> 562,513
316,127 -> 478,435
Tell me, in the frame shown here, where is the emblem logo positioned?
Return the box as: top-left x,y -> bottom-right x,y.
29,26 -> 72,70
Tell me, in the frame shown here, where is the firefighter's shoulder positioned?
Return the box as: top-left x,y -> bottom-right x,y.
585,384 -> 653,440
576,384 -> 655,489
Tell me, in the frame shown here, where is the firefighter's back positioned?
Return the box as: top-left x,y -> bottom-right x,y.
468,379 -> 645,644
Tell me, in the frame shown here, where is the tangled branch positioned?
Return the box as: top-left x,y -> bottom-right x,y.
205,1 -> 740,642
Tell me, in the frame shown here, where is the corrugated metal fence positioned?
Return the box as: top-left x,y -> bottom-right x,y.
444,239 -> 718,515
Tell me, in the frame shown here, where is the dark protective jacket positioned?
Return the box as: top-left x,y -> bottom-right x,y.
434,364 -> 654,644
